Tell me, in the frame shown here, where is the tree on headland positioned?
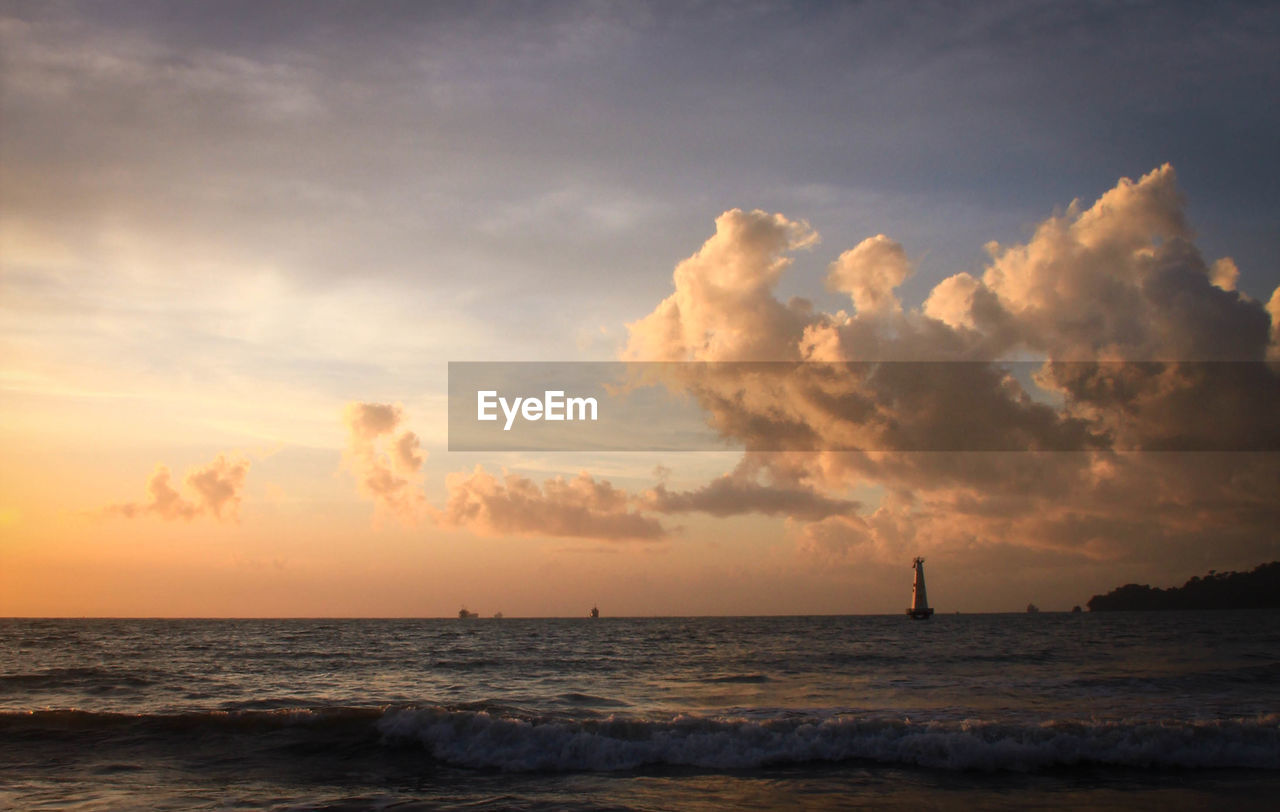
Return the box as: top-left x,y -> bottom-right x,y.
1086,562 -> 1280,611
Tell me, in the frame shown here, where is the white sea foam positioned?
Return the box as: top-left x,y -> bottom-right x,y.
377,708 -> 1280,772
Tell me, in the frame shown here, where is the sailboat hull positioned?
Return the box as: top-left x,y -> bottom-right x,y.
906,608 -> 934,620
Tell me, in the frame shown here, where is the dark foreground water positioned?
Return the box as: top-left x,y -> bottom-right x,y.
2,613 -> 1278,810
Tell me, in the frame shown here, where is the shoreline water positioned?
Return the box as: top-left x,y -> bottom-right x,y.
2,613 -> 1277,809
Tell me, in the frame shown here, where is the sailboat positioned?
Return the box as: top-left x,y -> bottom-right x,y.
906,557 -> 934,620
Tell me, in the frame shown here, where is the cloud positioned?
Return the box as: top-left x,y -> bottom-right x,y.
343,402 -> 425,523
968,165 -> 1271,362
433,466 -> 667,541
1209,258 -> 1239,292
342,402 -> 665,540
826,234 -> 912,316
623,208 -> 817,362
639,454 -> 859,521
1269,286 -> 1280,361
622,167 -> 1280,569
337,168 -> 1277,569
109,454 -> 249,521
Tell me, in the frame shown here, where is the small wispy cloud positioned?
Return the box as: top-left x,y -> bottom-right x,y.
343,402 -> 425,523
433,466 -> 668,541
108,454 -> 249,521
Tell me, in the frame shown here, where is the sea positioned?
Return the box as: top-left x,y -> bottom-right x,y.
2,612 -> 1278,810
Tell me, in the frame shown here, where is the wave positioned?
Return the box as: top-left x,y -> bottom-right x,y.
378,708 -> 1280,772
0,666 -> 157,691
1068,662 -> 1280,693
0,706 -> 386,736
5,707 -> 1276,773
704,673 -> 771,684
556,692 -> 630,707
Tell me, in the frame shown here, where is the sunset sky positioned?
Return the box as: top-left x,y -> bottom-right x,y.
3,1 -> 1278,616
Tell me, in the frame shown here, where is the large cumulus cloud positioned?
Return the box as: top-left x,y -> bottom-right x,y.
622,166 -> 1280,568
345,168 -> 1278,569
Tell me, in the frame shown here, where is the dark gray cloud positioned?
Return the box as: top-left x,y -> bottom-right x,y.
3,0 -> 1277,313
640,455 -> 859,521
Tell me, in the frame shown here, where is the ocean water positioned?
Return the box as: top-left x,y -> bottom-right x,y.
1,613 -> 1278,810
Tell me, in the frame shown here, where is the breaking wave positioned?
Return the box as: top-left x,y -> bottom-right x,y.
6,707 -> 1275,773
377,708 -> 1280,772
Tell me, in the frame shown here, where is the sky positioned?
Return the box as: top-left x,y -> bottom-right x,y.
2,0 -> 1278,616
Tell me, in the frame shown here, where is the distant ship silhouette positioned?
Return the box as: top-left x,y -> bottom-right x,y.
590,605 -> 599,618
906,557 -> 934,619
458,608 -> 478,619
